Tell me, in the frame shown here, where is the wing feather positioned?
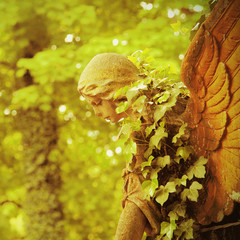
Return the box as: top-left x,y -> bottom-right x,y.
181,0 -> 240,224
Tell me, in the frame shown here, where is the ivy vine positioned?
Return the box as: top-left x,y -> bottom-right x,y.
114,50 -> 208,240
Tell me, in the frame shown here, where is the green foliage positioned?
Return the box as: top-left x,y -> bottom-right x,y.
116,51 -> 208,239
155,182 -> 176,206
176,146 -> 194,161
172,123 -> 188,145
181,181 -> 203,202
160,220 -> 177,239
187,156 -> 208,180
142,179 -> 159,198
171,20 -> 189,35
0,0 -> 206,239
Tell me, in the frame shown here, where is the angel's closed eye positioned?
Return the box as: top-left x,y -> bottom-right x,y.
115,97 -> 127,103
92,99 -> 102,106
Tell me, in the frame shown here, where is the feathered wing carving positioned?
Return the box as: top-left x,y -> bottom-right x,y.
181,0 -> 240,225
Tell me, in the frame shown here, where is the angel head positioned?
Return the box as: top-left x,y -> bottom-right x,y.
78,53 -> 142,122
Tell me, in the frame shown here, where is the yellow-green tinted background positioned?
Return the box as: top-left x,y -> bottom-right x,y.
0,0 -> 208,239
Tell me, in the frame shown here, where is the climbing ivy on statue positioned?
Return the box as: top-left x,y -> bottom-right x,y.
115,50 -> 208,240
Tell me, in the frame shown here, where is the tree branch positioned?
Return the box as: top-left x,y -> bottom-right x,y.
0,200 -> 22,208
200,221 -> 240,233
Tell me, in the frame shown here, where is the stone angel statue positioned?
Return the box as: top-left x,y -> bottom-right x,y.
78,0 -> 240,239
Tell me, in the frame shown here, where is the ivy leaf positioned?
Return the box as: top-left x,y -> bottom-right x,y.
150,127 -> 168,149
150,167 -> 161,180
176,146 -> 194,161
115,101 -> 129,113
155,182 -> 176,205
126,140 -> 137,155
153,92 -> 161,100
123,140 -> 137,163
132,95 -> 146,113
141,162 -> 150,169
114,87 -> 123,100
118,118 -> 141,139
129,118 -> 141,132
167,91 -> 179,106
114,85 -> 130,100
165,181 -> 176,193
126,80 -> 147,102
187,156 -> 208,180
144,146 -> 154,159
142,180 -> 153,197
184,227 -> 194,240
180,190 -> 188,202
154,94 -> 178,123
172,123 -> 188,143
159,118 -> 166,128
142,169 -> 149,178
154,105 -> 168,122
142,179 -> 158,197
181,181 -> 202,202
156,155 -> 170,168
126,88 -> 139,102
118,122 -> 132,138
141,155 -> 154,170
174,219 -> 194,240
168,204 -> 186,221
152,77 -> 165,88
191,181 -> 203,190
160,221 -> 177,239
174,156 -> 182,164
155,185 -> 169,206
173,175 -> 188,187
173,203 -> 186,218
168,211 -> 178,221
157,91 -> 170,104
145,123 -> 156,137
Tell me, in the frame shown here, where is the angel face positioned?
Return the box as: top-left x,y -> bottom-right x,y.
84,95 -> 129,123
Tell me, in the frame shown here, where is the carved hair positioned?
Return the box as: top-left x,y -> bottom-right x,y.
78,53 -> 141,100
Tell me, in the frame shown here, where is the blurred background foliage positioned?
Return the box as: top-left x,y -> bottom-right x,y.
0,0 -> 208,239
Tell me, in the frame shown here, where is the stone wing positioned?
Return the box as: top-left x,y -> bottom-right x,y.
181,0 -> 240,224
